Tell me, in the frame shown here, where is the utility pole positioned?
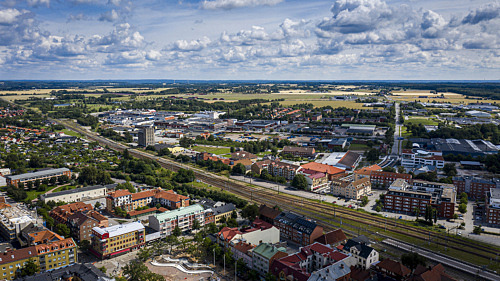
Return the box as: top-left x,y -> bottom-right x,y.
223,254 -> 226,275
213,248 -> 215,267
235,259 -> 237,281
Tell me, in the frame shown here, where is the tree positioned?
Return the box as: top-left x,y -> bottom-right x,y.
382,166 -> 396,173
231,210 -> 238,219
241,204 -> 259,221
17,258 -> 39,277
98,266 -> 107,274
231,163 -> 246,175
79,240 -> 90,252
401,252 -> 426,270
172,226 -> 182,237
116,182 -> 136,193
458,203 -> 467,214
360,196 -> 369,207
207,223 -> 218,234
173,168 -> 195,183
443,163 -> 457,177
94,202 -> 102,209
122,261 -> 165,281
414,207 -> 420,220
397,166 -> 406,174
192,219 -> 201,231
55,224 -> 70,237
473,225 -> 482,235
291,174 -> 308,190
137,247 -> 154,262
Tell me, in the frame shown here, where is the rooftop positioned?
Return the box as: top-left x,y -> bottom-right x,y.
41,185 -> 106,200
150,204 -> 205,222
6,168 -> 70,181
93,221 -> 144,238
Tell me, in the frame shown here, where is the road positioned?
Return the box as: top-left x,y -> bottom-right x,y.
383,238 -> 499,281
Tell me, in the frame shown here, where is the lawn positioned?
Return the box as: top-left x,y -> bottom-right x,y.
52,185 -> 76,193
348,143 -> 371,151
62,129 -> 83,137
191,146 -> 231,155
26,190 -> 49,201
405,118 -> 439,126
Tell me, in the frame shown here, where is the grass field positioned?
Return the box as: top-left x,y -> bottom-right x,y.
191,146 -> 231,155
26,189 -> 48,201
62,129 -> 83,137
405,117 -> 439,126
392,92 -> 480,104
348,143 -> 371,151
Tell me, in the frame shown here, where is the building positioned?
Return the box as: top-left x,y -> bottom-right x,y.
200,199 -> 236,224
267,161 -> 300,181
0,238 -> 77,280
335,151 -> 362,171
49,202 -> 93,225
0,205 -> 41,241
342,239 -> 378,270
370,171 -> 412,189
148,204 -> 205,237
401,149 -> 445,168
251,243 -> 288,277
353,164 -> 382,180
412,138 -> 499,157
314,229 -> 347,247
270,242 -> 352,281
68,211 -> 109,242
282,146 -> 316,158
90,221 -> 145,259
230,151 -> 258,162
331,177 -> 372,200
374,259 -> 411,280
6,168 -> 71,187
384,179 -> 456,218
106,188 -> 189,213
485,188 -> 500,227
22,229 -> 63,247
273,212 -> 324,246
297,169 -> 329,192
40,185 -> 107,203
138,126 -> 154,147
14,263 -> 113,281
217,219 -> 280,247
231,241 -> 254,269
258,205 -> 282,225
300,162 -> 346,181
453,176 -> 500,199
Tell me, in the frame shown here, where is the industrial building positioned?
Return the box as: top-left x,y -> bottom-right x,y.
410,138 -> 499,157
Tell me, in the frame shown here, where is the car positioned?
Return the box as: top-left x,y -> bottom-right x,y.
333,201 -> 337,204
439,225 -> 446,229
458,231 -> 462,236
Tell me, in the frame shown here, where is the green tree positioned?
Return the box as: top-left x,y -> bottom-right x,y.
241,204 -> 259,221
365,148 -> 381,162
360,196 -> 369,207
122,261 -> 165,281
473,225 -> 482,235
382,166 -> 396,173
443,163 -> 457,177
98,266 -> 107,274
291,174 -> 308,190
458,203 -> 467,214
192,219 -> 201,230
172,226 -> 182,237
401,252 -> 426,270
18,258 -> 39,277
231,163 -> 246,175
94,202 -> 102,209
79,240 -> 90,252
55,223 -> 70,237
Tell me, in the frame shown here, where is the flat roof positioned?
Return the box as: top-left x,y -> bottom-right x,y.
150,204 -> 204,222
6,168 -> 70,181
41,185 -> 105,199
93,221 -> 144,238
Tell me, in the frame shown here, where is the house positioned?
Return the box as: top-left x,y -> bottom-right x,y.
231,241 -> 255,269
106,188 -> 189,213
342,239 -> 378,270
485,188 -> 500,227
251,243 -> 288,277
273,211 -> 324,246
314,229 -> 347,247
200,199 -> 236,223
231,151 -> 258,162
331,177 -> 372,200
282,146 -> 316,158
90,221 -> 145,259
68,211 -> 108,242
374,259 -> 411,280
370,171 -> 412,189
413,263 -> 457,281
6,168 -> 71,187
258,205 -> 282,225
149,204 -> 206,237
49,202 -> 94,225
217,219 -> 280,247
270,242 -> 352,281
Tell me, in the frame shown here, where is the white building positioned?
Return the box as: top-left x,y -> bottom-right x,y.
149,204 -> 205,237
40,185 -> 108,203
401,149 -> 445,168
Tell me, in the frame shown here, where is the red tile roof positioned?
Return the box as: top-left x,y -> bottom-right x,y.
376,259 -> 411,277
109,189 -> 132,198
314,229 -> 347,245
301,162 -> 344,175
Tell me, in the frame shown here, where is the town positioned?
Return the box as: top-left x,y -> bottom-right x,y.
0,81 -> 498,281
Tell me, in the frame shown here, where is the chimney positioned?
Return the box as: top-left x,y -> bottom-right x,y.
340,263 -> 344,269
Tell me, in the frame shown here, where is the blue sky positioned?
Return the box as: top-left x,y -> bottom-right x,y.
0,0 -> 498,80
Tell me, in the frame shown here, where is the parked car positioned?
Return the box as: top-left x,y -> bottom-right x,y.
439,225 -> 446,229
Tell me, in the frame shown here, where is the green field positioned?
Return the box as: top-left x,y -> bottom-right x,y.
191,146 -> 231,155
348,143 -> 371,151
62,129 -> 83,137
405,117 -> 439,126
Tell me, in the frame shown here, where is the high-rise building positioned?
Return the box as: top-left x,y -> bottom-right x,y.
138,126 -> 154,147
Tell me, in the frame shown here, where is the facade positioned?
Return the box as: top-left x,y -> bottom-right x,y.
90,221 -> 145,259
273,212 -> 324,246
342,239 -> 379,270
485,188 -> 500,227
314,229 -> 347,247
251,243 -> 288,277
297,169 -> 329,192
353,165 -> 382,180
106,188 -> 189,213
40,185 -> 107,203
138,126 -> 154,147
231,241 -> 254,269
268,161 -> 300,181
370,171 -> 412,189
148,204 -> 205,237
282,146 -> 316,158
401,149 -> 445,168
217,220 -> 280,247
6,168 -> 71,187
258,205 -> 282,225
375,259 -> 411,280
0,238 -> 77,281
14,263 -> 112,281
270,242 -> 351,281
49,202 -> 93,225
200,200 -> 236,224
453,176 -> 500,199
384,179 -> 456,218
331,177 -> 371,200
0,205 -> 41,241
68,211 -> 108,242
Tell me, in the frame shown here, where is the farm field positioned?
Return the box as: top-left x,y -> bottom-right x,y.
405,117 -> 439,126
391,92 -> 480,104
278,100 -> 373,109
191,145 -> 231,155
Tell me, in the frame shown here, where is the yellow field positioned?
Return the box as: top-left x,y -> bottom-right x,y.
278,100 -> 373,109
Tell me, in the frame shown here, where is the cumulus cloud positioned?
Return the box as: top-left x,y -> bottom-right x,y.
462,2 -> 500,24
0,8 -> 24,25
99,9 -> 119,22
201,0 -> 284,10
171,37 -> 211,51
26,0 -> 50,7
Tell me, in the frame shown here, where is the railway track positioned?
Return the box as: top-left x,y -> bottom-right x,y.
56,119 -> 500,271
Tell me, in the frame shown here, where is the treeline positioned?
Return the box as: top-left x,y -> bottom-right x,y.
407,123 -> 500,144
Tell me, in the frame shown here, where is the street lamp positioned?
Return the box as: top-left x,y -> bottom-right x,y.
213,248 -> 215,267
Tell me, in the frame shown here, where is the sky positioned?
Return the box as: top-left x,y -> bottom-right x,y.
0,0 -> 499,80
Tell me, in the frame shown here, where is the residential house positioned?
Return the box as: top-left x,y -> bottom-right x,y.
300,162 -> 346,181
90,221 -> 145,259
258,205 -> 282,225
374,259 -> 411,281
217,219 -> 280,247
314,229 -> 347,247
370,171 -> 412,189
148,204 -> 206,237
342,239 -> 379,270
331,177 -> 372,200
251,243 -> 288,277
353,165 -> 382,180
6,168 -> 71,187
282,146 -> 316,158
50,202 -> 93,225
231,241 -> 255,269
485,188 -> 500,227
297,169 -> 329,193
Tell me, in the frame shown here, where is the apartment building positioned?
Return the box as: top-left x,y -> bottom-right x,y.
297,169 -> 329,192
384,179 -> 456,218
106,188 -> 190,213
0,205 -> 41,241
453,176 -> 500,199
353,164 -> 382,180
217,219 -> 280,247
401,149 -> 445,168
331,177 -> 372,199
300,162 -> 346,181
251,243 -> 288,277
370,171 -> 412,189
273,212 -> 323,246
40,185 -> 107,203
149,204 -> 205,237
5,168 -> 71,187
200,199 -> 236,224
138,126 -> 154,147
0,238 -> 77,280
282,146 -> 316,158
485,188 -> 500,227
67,211 -> 108,242
90,221 -> 145,259
49,202 -> 93,225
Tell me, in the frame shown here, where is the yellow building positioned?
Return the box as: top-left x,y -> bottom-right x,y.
91,221 -> 145,259
168,146 -> 185,154
0,238 -> 77,280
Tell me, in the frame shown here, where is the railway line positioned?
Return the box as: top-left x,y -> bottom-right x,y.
56,119 -> 500,277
